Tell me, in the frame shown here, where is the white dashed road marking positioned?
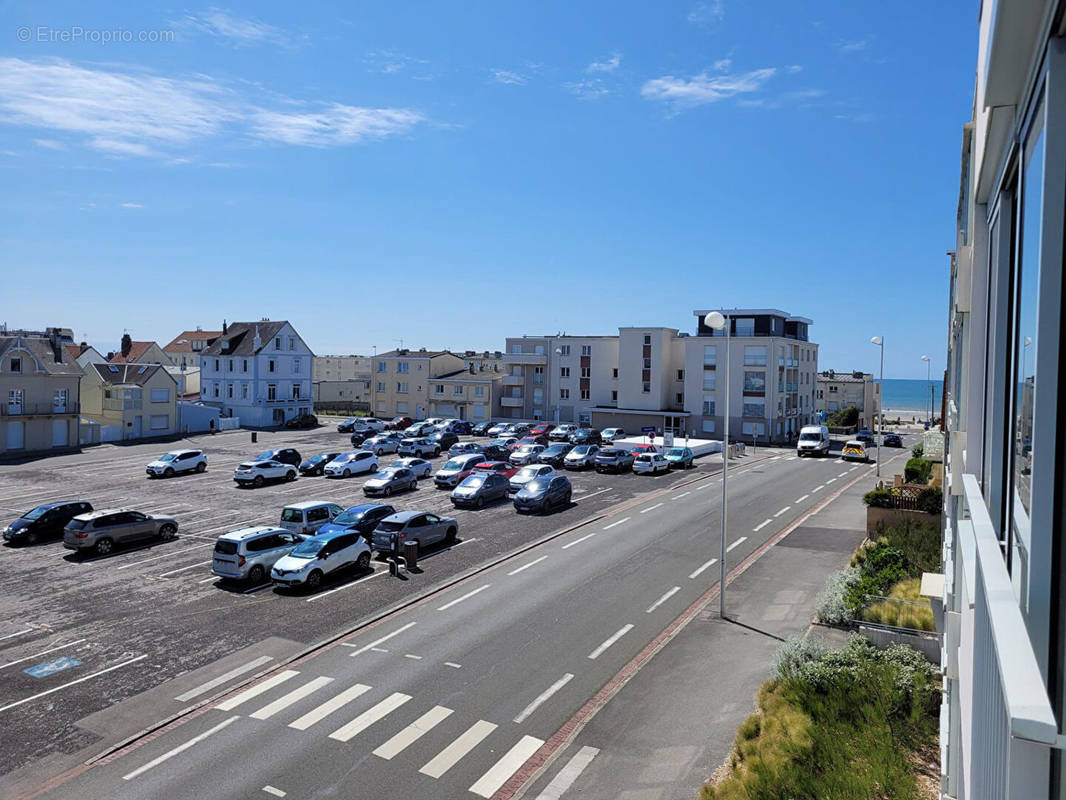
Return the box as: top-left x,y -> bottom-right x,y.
514,673 -> 574,724
688,558 -> 718,580
589,625 -> 634,660
727,536 -> 747,552
437,585 -> 492,611
646,586 -> 681,613
640,503 -> 663,514
602,517 -> 630,530
508,556 -> 547,575
122,715 -> 239,780
348,622 -> 417,656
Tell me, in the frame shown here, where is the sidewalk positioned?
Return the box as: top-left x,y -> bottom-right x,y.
521,469 -> 878,800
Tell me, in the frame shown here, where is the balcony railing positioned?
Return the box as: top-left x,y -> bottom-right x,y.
501,375 -> 523,386
502,353 -> 547,365
2,401 -> 80,416
500,396 -> 524,407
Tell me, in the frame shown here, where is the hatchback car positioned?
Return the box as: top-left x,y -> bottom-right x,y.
280,502 -> 344,535
509,424 -> 531,438
490,437 -> 520,451
856,429 -> 877,446
633,453 -> 671,474
513,475 -> 573,514
663,447 -> 695,469
234,460 -> 297,487
146,449 -> 206,478
385,416 -> 414,430
324,451 -> 378,478
569,428 -> 602,446
298,452 -> 342,477
595,448 -> 635,473
398,437 -> 440,458
362,435 -> 401,456
349,430 -> 376,447
434,453 -> 486,488
336,417 -> 362,433
486,422 -> 511,437
388,457 -> 433,479
284,412 -> 318,429
212,527 -> 305,584
271,530 -> 372,590
256,448 -> 302,467
448,442 -> 484,457
364,467 -> 418,497
600,427 -> 626,442
510,463 -> 555,493
518,434 -> 549,447
371,511 -> 458,554
478,443 -> 514,462
509,444 -> 546,466
549,424 -> 578,442
629,443 -> 659,456
537,442 -> 574,467
529,423 -> 555,437
472,460 -> 519,479
351,418 -> 386,433
64,509 -> 178,556
563,444 -> 600,470
470,421 -> 495,436
451,472 -> 510,508
4,500 -> 93,546
404,422 -> 434,438
316,504 -> 397,539
882,433 -> 904,448
841,440 -> 869,462
429,431 -> 460,450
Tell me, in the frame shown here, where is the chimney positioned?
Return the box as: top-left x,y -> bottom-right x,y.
50,330 -> 62,362
252,325 -> 261,351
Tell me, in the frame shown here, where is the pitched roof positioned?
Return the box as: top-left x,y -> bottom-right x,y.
375,349 -> 455,359
200,321 -> 289,356
63,344 -> 82,362
92,363 -> 172,386
0,335 -> 84,376
109,341 -> 160,364
163,330 -> 222,353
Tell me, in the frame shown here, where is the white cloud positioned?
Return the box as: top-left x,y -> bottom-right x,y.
364,50 -> 430,75
786,64 -> 803,73
641,68 -> 776,109
492,69 -> 526,86
713,58 -> 732,72
566,79 -> 609,100
119,202 -> 144,208
587,53 -> 621,74
838,39 -> 868,53
0,57 -> 426,158
688,1 -> 724,24
175,8 -> 298,49
33,138 -> 65,150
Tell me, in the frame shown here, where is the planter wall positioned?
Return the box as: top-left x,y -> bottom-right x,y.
866,506 -> 942,537
858,624 -> 942,665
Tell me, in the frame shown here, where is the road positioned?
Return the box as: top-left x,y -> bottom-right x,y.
35,443 -> 909,800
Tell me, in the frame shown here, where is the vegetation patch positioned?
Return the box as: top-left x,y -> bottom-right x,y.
861,578 -> 935,632
827,406 -> 860,427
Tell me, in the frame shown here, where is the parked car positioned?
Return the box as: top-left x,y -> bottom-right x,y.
324,451 -> 378,478
629,443 -> 659,456
451,472 -> 510,508
529,423 -> 555,437
449,420 -> 473,435
509,443 -> 546,466
563,444 -> 600,470
434,453 -> 486,489
513,475 -> 573,514
509,424 -> 531,438
663,447 -> 695,469
841,440 -> 869,462
856,429 -> 877,446
256,448 -> 302,467
423,417 -> 446,427
362,435 -> 401,456
448,442 -> 484,457
478,443 -> 513,461
600,427 -> 626,442
470,421 -> 495,436
633,452 -> 671,474
349,430 -> 376,447
363,467 -> 418,497
279,502 -> 344,535
384,416 -> 414,431
4,501 -> 93,546
316,504 -> 397,539
569,428 -> 602,446
336,417 -> 362,433
882,433 -> 904,448
537,442 -> 574,467
234,460 -> 297,487
486,422 -> 511,437
270,530 -> 372,590
298,452 -> 342,477
284,412 -> 318,429
351,417 -> 386,433
398,437 -> 440,458
146,449 -> 206,478
63,509 -> 178,556
472,460 -> 519,479
490,436 -> 520,451
211,526 -> 305,584
428,431 -> 460,451
510,463 -> 555,494
371,511 -> 458,554
595,448 -> 635,473
405,422 -> 434,438
549,424 -> 578,442
518,434 -> 549,447
797,425 -> 832,457
388,457 -> 433,479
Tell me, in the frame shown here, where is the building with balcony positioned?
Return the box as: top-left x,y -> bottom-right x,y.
502,336 -> 619,424
939,3 -> 1066,797
370,349 -> 465,421
81,363 -> 178,440
0,330 -> 82,456
198,320 -> 314,427
815,370 -> 879,428
428,368 -> 502,422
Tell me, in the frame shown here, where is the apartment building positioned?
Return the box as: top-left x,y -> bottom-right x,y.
938,3 -> 1066,798
428,370 -> 502,421
312,355 -> 372,411
370,349 -> 465,420
81,363 -> 179,439
313,355 -> 372,382
0,330 -> 82,455
199,320 -> 314,427
815,370 -> 880,428
163,328 -> 222,369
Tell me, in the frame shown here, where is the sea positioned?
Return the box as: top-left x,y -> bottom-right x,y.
877,378 -> 943,414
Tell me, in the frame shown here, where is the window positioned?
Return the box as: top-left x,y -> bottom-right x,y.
535,345 -> 545,355
150,388 -> 170,403
396,401 -> 408,413
703,346 -> 716,366
150,415 -> 169,430
581,389 -> 590,401
214,359 -> 220,371
398,362 -> 409,373
702,399 -> 715,415
269,359 -> 276,373
192,340 -> 203,351
511,344 -> 522,354
294,358 -> 301,373
559,345 -> 571,356
291,384 -> 300,399
267,383 -> 277,401
676,369 -> 684,381
533,388 -> 543,404
735,318 -> 755,337
435,384 -> 444,394
560,388 -> 570,400
742,421 -> 766,436
742,399 -> 765,418
474,385 -> 485,397
643,358 -> 652,369
453,385 -> 463,396
289,337 -> 295,351
702,419 -> 716,433
829,385 -> 838,393
275,337 -> 281,350
611,390 -> 618,402
581,345 -> 591,356
241,383 -> 249,399
228,359 -> 233,372
612,368 -> 619,379
580,367 -> 591,378
703,373 -> 716,391
227,383 -> 234,398
534,367 -> 544,385
7,389 -> 24,411
743,371 -> 766,392
642,382 -> 651,393
560,367 -> 570,378
10,357 -> 21,373
377,362 -> 387,372
743,346 -> 767,366
675,392 -> 683,405
397,382 -> 408,394
242,359 -> 248,372
376,381 -> 385,392
643,335 -> 651,345
213,383 -> 220,398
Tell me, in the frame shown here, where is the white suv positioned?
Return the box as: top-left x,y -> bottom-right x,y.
146,449 -> 206,478
633,453 -> 671,474
270,530 -> 372,590
324,451 -> 378,478
233,460 -> 297,487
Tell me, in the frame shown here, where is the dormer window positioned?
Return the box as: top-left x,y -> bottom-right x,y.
10,357 -> 21,373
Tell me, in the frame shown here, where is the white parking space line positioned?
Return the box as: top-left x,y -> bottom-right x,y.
329,692 -> 412,742
673,491 -> 691,499
640,502 -> 664,514
514,673 -> 574,724
420,719 -> 498,779
288,683 -> 371,730
197,576 -> 218,584
122,715 -> 240,781
602,517 -> 630,530
812,484 -> 825,492
305,568 -> 386,602
250,676 -> 334,720
0,654 -> 147,713
646,586 -> 681,613
404,654 -> 423,660
773,506 -> 791,518
437,584 -> 492,611
508,556 -> 548,576
262,787 -> 286,798
115,543 -> 212,570
374,705 -> 454,760
348,622 -> 418,656
727,536 -> 747,552
158,561 -> 212,578
0,627 -> 34,642
0,638 -> 87,670
534,745 -> 601,800
561,533 -> 596,550
588,624 -> 634,660
215,670 -> 299,711
174,655 -> 275,702
752,519 -> 772,532
470,734 -> 546,798
576,487 -> 613,502
688,558 -> 718,580
445,662 -> 462,669
787,456 -> 798,460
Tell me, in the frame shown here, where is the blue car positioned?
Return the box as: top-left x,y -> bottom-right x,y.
315,503 -> 396,539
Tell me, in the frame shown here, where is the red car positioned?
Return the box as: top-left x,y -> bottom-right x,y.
385,417 -> 414,430
629,443 -> 659,455
472,460 -> 519,479
529,423 -> 555,437
518,435 -> 549,447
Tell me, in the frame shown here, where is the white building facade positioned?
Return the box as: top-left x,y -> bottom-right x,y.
501,336 -> 619,424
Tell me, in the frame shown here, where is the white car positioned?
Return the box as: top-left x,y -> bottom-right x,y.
509,444 -> 546,466
351,418 -> 386,433
563,444 -> 600,469
324,451 -> 378,478
146,449 -> 206,478
388,457 -> 433,479
548,425 -> 578,442
270,530 -> 372,590
363,435 -> 400,456
509,463 -> 555,493
233,460 -> 297,487
601,427 -> 626,442
633,453 -> 671,474
398,438 -> 439,458
486,422 -> 510,437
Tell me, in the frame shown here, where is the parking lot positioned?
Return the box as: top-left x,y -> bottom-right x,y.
0,422 -> 739,781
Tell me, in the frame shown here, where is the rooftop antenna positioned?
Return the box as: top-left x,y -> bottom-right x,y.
395,338 -> 404,351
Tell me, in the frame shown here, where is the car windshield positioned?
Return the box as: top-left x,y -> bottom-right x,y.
158,453 -> 178,462
280,508 -> 304,523
517,445 -> 534,453
23,505 -> 50,521
461,475 -> 485,488
289,539 -> 323,558
571,446 -> 591,455
333,509 -> 365,525
256,451 -> 276,461
544,445 -> 566,454
799,433 -> 821,441
600,449 -> 620,457
370,471 -> 393,480
308,454 -> 328,464
526,479 -> 550,493
666,448 -> 685,456
517,466 -> 539,478
376,521 -> 406,533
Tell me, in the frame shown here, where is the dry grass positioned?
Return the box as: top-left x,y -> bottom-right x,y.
862,578 -> 935,632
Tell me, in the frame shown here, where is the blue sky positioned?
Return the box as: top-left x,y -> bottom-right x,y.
1,1 -> 974,378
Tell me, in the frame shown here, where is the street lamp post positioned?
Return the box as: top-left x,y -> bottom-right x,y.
705,311 -> 730,619
871,337 -> 884,478
921,355 -> 931,424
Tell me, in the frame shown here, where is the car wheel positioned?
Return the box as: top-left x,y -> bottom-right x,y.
253,475 -> 264,488
563,492 -> 572,505
163,467 -> 175,478
356,551 -> 371,571
26,531 -> 39,546
286,471 -> 297,481
383,486 -> 392,497
247,564 -> 265,584
158,524 -> 177,541
95,537 -> 114,556
475,496 -> 484,509
343,469 -> 351,478
196,462 -> 207,473
306,570 -> 323,590
444,527 -> 457,544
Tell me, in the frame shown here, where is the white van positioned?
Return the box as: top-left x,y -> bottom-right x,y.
797,425 -> 831,457
279,501 -> 344,535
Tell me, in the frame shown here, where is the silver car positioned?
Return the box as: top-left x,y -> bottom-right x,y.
363,467 -> 418,497
63,509 -> 178,556
509,463 -> 555,494
388,457 -> 433,479
448,442 -> 483,457
563,444 -> 600,469
363,435 -> 400,456
509,444 -> 546,466
371,511 -> 458,554
398,438 -> 440,458
211,527 -> 305,584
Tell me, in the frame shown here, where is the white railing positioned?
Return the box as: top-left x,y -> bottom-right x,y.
217,417 -> 240,431
954,474 -> 1058,799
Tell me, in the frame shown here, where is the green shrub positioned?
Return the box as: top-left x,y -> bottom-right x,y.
863,487 -> 894,508
874,518 -> 942,573
816,566 -> 860,624
827,406 -> 860,427
772,635 -> 828,681
904,457 -> 933,484
911,442 -> 924,458
846,544 -> 909,612
917,486 -> 943,514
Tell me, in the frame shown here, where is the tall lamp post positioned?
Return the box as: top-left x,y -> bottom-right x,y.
554,348 -> 563,423
921,355 -> 931,424
871,336 -> 884,478
705,311 -> 730,619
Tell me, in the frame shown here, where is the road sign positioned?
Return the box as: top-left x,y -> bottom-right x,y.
25,657 -> 81,679
641,426 -> 656,433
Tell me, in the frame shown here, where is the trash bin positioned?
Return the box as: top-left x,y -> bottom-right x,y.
404,541 -> 418,571
251,431 -> 258,444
